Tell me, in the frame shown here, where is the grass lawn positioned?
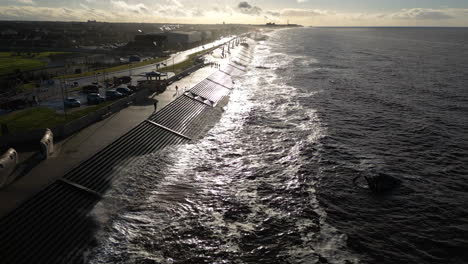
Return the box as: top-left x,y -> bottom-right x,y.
0,108 -> 65,135
0,52 -> 69,76
0,57 -> 46,76
0,102 -> 113,136
17,82 -> 37,92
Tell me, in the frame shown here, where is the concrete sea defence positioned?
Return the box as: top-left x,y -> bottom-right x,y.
0,149 -> 18,188
0,43 -> 253,264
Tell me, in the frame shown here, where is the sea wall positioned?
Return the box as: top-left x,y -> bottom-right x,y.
0,41 -> 254,264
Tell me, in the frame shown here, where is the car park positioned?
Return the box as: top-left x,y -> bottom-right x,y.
87,93 -> 105,105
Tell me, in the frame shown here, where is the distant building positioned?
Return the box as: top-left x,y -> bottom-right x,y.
164,31 -> 202,48
134,33 -> 167,48
201,31 -> 212,41
265,22 -> 302,28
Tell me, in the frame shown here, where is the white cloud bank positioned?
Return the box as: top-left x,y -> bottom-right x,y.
391,8 -> 455,20
0,1 -> 467,26
15,0 -> 35,5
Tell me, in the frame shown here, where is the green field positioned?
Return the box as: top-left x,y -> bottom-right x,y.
17,82 -> 36,92
0,52 -> 68,76
0,103 -> 112,136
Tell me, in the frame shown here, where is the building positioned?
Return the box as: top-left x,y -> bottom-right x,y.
164,31 -> 202,47
134,33 -> 168,48
201,31 -> 213,41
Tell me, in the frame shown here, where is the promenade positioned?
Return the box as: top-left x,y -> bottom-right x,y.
0,41 -> 247,218
0,38 -> 253,264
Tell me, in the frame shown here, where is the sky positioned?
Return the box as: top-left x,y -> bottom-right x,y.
1,0 -> 468,26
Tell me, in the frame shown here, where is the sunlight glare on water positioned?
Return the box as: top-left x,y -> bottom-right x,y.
88,30 -> 359,264
87,27 -> 468,264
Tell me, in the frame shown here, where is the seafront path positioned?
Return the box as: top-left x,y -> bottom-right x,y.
0,41 -> 247,217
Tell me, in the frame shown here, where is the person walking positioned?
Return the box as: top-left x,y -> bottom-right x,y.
153,99 -> 158,111
175,85 -> 179,95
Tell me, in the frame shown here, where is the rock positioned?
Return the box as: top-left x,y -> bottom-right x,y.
364,173 -> 401,193
353,173 -> 402,193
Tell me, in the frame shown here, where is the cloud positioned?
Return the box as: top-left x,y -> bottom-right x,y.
237,1 -> 262,15
168,0 -> 183,8
280,8 -> 328,17
266,11 -> 280,17
391,8 -> 454,20
79,3 -> 90,10
16,0 -> 35,5
237,1 -> 251,9
1,3 -> 467,26
110,0 -> 149,14
297,0 -> 308,3
0,5 -> 113,21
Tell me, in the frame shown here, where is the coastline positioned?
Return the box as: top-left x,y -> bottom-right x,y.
0,38 -> 254,264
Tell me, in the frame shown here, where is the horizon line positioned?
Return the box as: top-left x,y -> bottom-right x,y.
1,20 -> 468,28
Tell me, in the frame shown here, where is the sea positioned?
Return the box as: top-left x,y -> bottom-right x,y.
87,28 -> 468,264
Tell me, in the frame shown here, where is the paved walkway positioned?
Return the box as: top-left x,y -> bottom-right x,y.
0,41 -> 247,217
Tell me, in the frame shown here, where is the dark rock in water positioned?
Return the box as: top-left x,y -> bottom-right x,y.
353,173 -> 402,193
318,254 -> 329,263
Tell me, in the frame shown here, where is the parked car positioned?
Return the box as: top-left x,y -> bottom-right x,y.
116,87 -> 133,96
105,90 -> 124,100
87,93 -> 105,105
118,76 -> 132,84
92,82 -> 102,88
64,98 -> 81,108
127,85 -> 138,92
82,85 -> 99,94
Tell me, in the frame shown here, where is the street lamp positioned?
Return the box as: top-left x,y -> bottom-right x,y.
59,78 -> 67,119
